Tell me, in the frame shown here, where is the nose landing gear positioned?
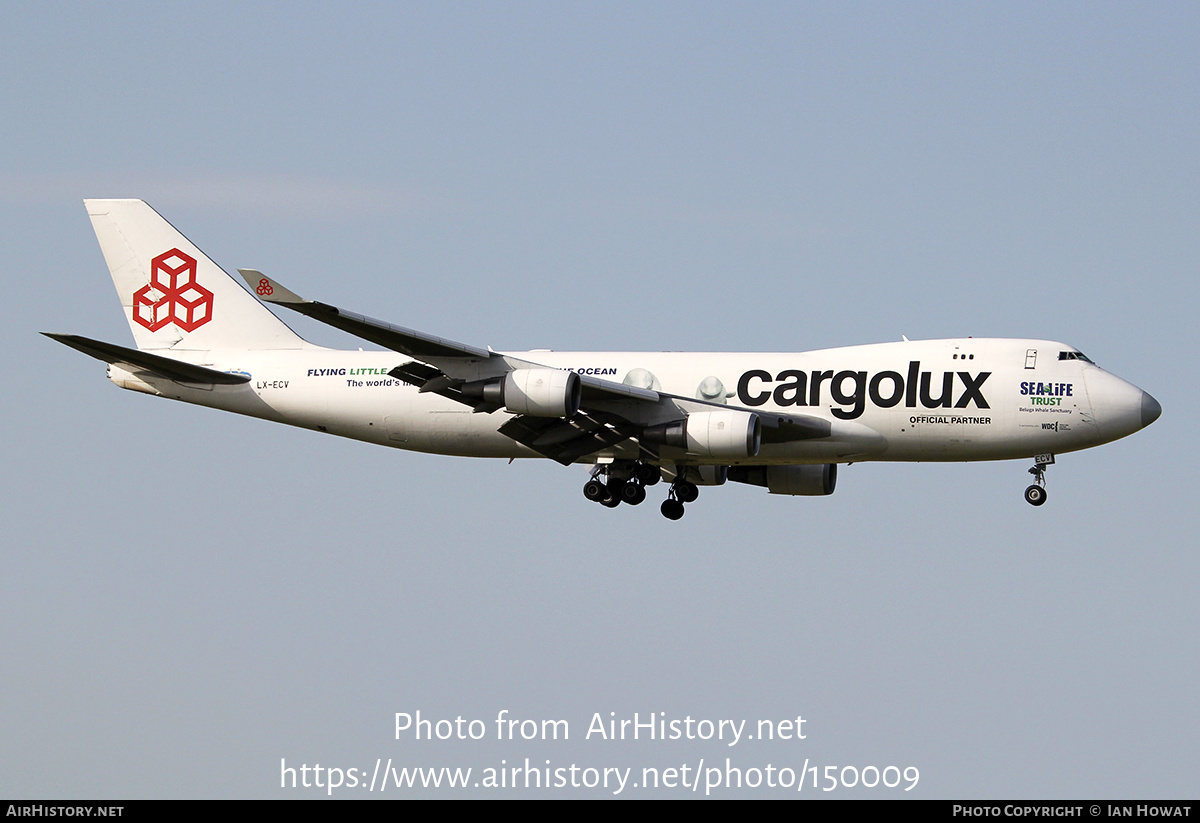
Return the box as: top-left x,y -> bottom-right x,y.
1024,454 -> 1054,506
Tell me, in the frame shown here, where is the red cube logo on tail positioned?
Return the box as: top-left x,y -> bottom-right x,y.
132,249 -> 214,332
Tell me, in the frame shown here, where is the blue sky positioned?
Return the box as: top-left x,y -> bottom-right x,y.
2,2 -> 1197,797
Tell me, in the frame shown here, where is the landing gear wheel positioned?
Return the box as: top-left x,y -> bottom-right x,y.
661,499 -> 685,520
600,492 -> 621,508
674,481 -> 699,504
621,482 -> 647,505
583,480 -> 606,502
1025,455 -> 1053,507
636,464 -> 661,486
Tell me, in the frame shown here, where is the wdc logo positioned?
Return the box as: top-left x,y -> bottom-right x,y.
132,248 -> 214,332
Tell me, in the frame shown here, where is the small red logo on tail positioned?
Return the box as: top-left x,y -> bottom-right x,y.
256,278 -> 274,296
133,249 -> 214,332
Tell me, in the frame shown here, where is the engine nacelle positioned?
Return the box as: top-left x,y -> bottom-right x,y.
686,465 -> 728,486
728,464 -> 838,496
643,410 -> 761,459
464,368 -> 581,417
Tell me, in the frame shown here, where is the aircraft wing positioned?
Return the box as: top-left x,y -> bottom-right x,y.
241,271 -> 873,463
238,270 -> 492,362
241,270 -> 659,403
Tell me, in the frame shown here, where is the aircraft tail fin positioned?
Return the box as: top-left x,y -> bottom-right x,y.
85,199 -> 306,351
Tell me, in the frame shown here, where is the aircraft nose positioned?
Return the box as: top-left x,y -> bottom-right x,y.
1141,391 -> 1162,428
1082,368 -> 1159,441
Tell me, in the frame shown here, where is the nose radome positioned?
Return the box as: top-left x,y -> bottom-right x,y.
1141,392 -> 1162,428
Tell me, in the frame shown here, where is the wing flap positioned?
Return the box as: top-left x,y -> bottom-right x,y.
498,413 -> 638,465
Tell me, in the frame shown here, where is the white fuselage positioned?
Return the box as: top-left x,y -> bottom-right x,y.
110,337 -> 1152,466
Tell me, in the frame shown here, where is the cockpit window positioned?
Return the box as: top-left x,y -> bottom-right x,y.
1058,351 -> 1094,363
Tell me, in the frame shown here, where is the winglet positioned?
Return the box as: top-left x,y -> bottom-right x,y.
238,269 -> 307,305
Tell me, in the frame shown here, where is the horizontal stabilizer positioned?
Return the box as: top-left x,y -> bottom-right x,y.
43,333 -> 251,385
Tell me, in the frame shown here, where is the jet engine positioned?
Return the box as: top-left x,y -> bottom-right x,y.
642,410 -> 762,459
728,464 -> 838,496
462,368 -> 581,418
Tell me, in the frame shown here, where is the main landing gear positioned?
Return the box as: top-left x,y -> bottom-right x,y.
660,477 -> 698,521
583,463 -> 657,509
582,462 -> 699,520
1024,454 -> 1054,506
659,478 -> 700,520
